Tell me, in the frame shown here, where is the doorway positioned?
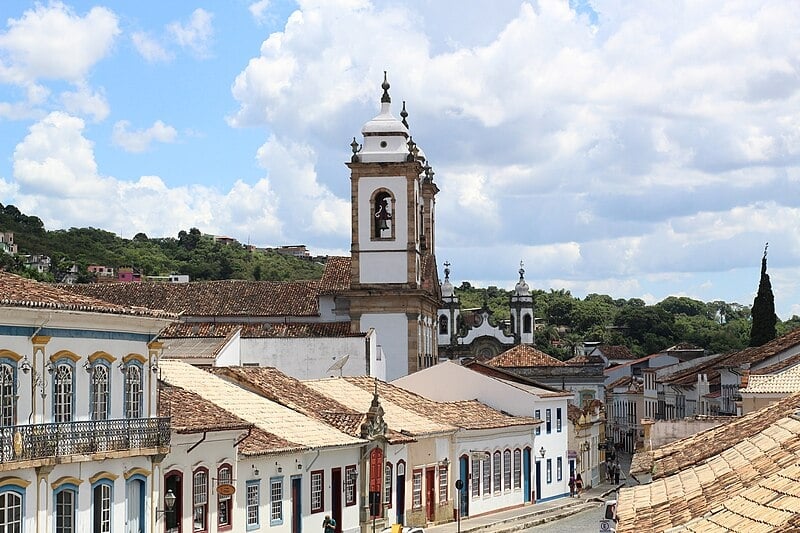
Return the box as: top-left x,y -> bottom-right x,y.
425,467 -> 435,522
291,477 -> 302,533
395,461 -> 406,525
164,471 -> 182,533
331,468 -> 342,533
534,461 -> 542,502
458,455 -> 469,517
523,448 -> 531,503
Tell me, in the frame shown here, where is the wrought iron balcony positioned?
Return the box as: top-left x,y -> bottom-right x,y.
0,417 -> 170,464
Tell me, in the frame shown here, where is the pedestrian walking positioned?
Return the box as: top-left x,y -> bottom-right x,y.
575,474 -> 583,495
614,460 -> 621,485
568,474 -> 575,497
323,515 -> 336,533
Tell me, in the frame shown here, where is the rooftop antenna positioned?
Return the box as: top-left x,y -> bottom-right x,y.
325,354 -> 350,378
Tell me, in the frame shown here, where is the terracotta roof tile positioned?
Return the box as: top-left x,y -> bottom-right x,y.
0,271 -> 174,318
630,391 -> 800,479
158,382 -> 252,433
162,336 -> 231,360
753,351 -> 800,376
317,256 -> 351,294
58,280 -> 321,317
722,327 -> 800,368
238,427 -> 308,457
741,365 -> 800,394
160,321 -> 358,339
340,376 -> 540,430
593,345 -> 636,360
486,344 -> 567,368
209,367 -> 369,438
617,414 -> 800,532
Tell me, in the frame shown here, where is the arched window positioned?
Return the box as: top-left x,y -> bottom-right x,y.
193,468 -> 209,532
126,476 -> 145,533
383,462 -> 392,507
492,451 -> 501,493
522,314 -> 532,334
55,485 -> 77,533
510,316 -> 515,334
503,450 -> 512,491
165,471 -> 183,533
0,488 -> 23,533
0,362 -> 16,427
53,363 -> 74,423
372,190 -> 394,239
217,464 -> 233,529
92,481 -> 112,533
439,315 -> 448,335
125,364 -> 143,419
90,363 -> 110,421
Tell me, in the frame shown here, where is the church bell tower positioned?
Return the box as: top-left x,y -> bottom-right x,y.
346,73 -> 441,380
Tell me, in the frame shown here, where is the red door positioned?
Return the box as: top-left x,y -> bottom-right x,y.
425,468 -> 435,522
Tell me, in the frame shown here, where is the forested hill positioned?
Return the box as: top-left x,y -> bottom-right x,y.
0,203 -> 324,283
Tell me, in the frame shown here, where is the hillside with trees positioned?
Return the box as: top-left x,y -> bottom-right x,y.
0,203 -> 324,283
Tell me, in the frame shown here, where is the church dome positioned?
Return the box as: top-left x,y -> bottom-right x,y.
356,72 -> 410,164
441,262 -> 455,298
514,264 -> 530,296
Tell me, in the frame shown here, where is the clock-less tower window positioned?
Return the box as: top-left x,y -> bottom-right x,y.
372,190 -> 395,239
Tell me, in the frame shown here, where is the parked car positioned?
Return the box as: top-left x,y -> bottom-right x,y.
600,499 -> 617,532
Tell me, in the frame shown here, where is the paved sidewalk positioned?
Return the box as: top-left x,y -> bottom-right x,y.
425,482 -> 624,533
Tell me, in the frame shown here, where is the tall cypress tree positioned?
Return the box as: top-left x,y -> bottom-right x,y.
749,243 -> 777,346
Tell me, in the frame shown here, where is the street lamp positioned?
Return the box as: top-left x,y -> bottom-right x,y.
539,447 -> 545,458
156,489 -> 176,518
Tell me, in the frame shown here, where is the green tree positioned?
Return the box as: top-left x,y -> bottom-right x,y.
750,245 -> 777,347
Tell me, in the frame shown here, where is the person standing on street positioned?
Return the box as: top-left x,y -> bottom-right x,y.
568,474 -> 575,497
575,474 -> 583,496
614,459 -> 621,485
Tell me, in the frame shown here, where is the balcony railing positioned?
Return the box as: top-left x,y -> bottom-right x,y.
0,417 -> 170,463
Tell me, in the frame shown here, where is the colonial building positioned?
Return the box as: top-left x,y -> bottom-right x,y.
0,271 -> 173,533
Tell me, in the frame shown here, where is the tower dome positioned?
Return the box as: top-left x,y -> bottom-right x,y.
358,72 -> 409,163
514,262 -> 530,296
441,262 -> 454,298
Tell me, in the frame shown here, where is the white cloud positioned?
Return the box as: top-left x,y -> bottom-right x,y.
249,1 -> 272,24
9,112 -> 282,242
167,8 -> 214,57
60,84 -> 109,122
0,2 -> 119,84
112,120 -> 178,153
131,31 -> 172,63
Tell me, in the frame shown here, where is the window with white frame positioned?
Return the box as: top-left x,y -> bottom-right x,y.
513,449 -> 521,489
492,452 -> 501,493
503,450 -> 511,491
411,469 -> 422,509
92,482 -> 111,533
246,481 -> 260,530
90,364 -> 109,421
0,489 -> 22,533
556,408 -> 562,432
55,486 -> 76,533
193,469 -> 208,531
218,465 -> 232,528
382,463 -> 392,507
124,364 -> 142,419
438,464 -> 448,503
346,465 -> 357,507
481,455 -> 490,495
546,409 -> 552,433
471,458 -> 480,498
534,410 -> 541,435
270,477 -> 283,525
546,459 -> 552,484
310,471 -> 323,513
53,363 -> 73,423
557,457 -> 563,481
0,363 -> 16,427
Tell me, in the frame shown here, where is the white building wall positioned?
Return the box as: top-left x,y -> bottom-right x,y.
359,253 -> 408,284
360,313 -> 408,381
239,336 -> 374,379
358,176 -> 409,251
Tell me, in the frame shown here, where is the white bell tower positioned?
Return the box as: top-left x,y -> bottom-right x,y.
345,73 -> 440,380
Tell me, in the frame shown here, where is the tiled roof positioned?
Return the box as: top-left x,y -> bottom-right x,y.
160,321 -> 358,339
304,377 -> 457,437
617,413 -> 800,532
462,360 -> 567,395
740,365 -> 800,394
162,336 -> 231,360
753,351 -> 800,376
238,427 -> 307,457
209,367 -> 368,437
630,391 -> 800,479
721,327 -> 800,368
340,376 -> 540,431
158,382 -> 253,433
1,271 -> 174,318
594,345 -> 636,360
657,352 -> 730,386
58,280 -> 321,317
159,360 -> 365,449
486,344 -> 567,368
317,256 -> 351,294
564,354 -> 605,365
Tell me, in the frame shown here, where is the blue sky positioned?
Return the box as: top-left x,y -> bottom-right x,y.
1,1 -> 799,318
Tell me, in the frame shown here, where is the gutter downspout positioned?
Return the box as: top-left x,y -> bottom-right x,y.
187,431 -> 207,453
234,427 -> 253,447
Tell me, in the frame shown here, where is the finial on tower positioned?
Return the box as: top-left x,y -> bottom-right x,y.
443,261 -> 451,281
381,71 -> 391,103
519,260 -> 525,280
401,100 -> 409,128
